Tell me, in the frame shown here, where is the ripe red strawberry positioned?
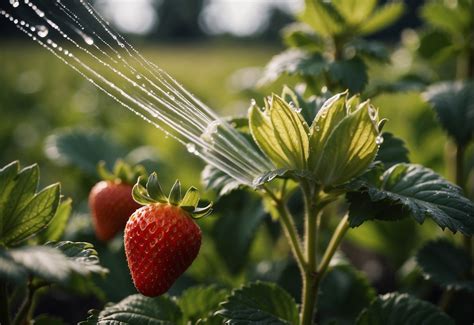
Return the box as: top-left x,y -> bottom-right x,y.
89,160 -> 146,241
124,173 -> 212,297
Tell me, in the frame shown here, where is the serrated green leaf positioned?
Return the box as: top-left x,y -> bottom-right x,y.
358,2 -> 405,35
309,92 -> 347,172
3,183 -> 61,246
356,292 -> 454,325
249,104 -> 288,169
0,241 -> 107,286
416,238 -> 474,292
216,281 -> 299,324
80,294 -> 182,325
45,128 -> 127,176
423,81 -> 474,146
213,192 -> 267,274
249,94 -> 310,170
328,57 -> 368,93
376,132 -> 410,168
201,164 -> 244,198
47,241 -> 108,276
36,198 -> 72,243
332,0 -> 376,26
347,163 -> 474,234
178,285 -> 228,324
318,264 -> 376,325
258,50 -> 326,85
270,95 -> 309,170
299,0 -> 345,36
349,39 -> 390,63
314,100 -> 380,186
282,23 -> 325,53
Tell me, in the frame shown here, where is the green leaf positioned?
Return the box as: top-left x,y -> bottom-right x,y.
356,292 -> 454,325
421,2 -> 471,37
80,294 -> 182,324
282,23 -> 325,53
213,192 -> 267,274
309,92 -> 347,172
358,2 -> 405,35
45,128 -> 127,176
349,39 -> 390,63
299,0 -> 345,36
201,164 -> 244,197
328,57 -> 368,93
318,264 -> 376,325
0,247 -> 28,283
249,94 -> 309,170
178,285 -> 228,324
0,162 -> 61,247
332,0 -> 376,26
281,86 -> 324,126
347,163 -> 474,235
416,238 -> 474,292
312,99 -> 380,186
423,81 -> 474,146
270,95 -> 310,170
375,132 -> 410,168
0,241 -> 107,286
258,50 -> 326,85
36,198 -> 72,243
216,281 -> 299,324
47,241 -> 108,276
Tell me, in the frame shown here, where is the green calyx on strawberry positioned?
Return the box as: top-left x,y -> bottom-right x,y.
125,173 -> 212,297
89,160 -> 147,242
132,172 -> 213,219
97,159 -> 147,185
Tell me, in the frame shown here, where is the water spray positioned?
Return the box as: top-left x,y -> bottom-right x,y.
1,0 -> 274,185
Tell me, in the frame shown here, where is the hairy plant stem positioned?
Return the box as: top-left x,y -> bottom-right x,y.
300,181 -> 320,325
263,186 -> 306,274
263,182 -> 350,325
317,214 -> 350,276
1,280 -> 11,325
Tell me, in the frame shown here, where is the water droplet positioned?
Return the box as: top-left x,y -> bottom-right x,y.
136,74 -> 142,80
375,136 -> 384,145
10,0 -> 20,8
186,143 -> 196,153
315,126 -> 320,132
294,107 -> 302,113
250,98 -> 256,106
83,35 -> 94,45
36,25 -> 48,38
